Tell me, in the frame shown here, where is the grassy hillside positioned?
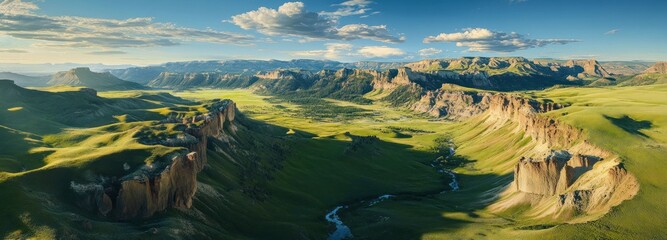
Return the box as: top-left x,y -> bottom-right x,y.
2,82 -> 665,239
524,84 -> 667,239
48,68 -> 146,91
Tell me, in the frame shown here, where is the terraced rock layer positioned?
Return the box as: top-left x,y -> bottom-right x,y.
75,100 -> 237,219
412,90 -> 639,221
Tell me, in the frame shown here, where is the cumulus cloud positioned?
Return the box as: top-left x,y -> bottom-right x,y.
418,47 -> 442,57
87,50 -> 127,55
357,46 -> 404,58
230,1 -> 403,43
321,0 -> 373,18
0,0 -> 37,15
292,43 -> 353,59
0,0 -> 253,48
0,48 -> 27,53
605,29 -> 619,35
291,44 -> 404,60
424,28 -> 577,52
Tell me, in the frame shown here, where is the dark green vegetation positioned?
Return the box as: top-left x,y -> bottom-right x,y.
1,58 -> 666,239
0,72 -> 48,87
265,96 -> 372,121
603,115 -> 652,137
0,83 -> 450,239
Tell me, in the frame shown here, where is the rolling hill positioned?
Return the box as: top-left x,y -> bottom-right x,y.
48,67 -> 147,91
618,62 -> 667,86
0,72 -> 49,87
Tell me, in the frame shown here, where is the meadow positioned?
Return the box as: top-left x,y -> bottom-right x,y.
2,83 -> 665,239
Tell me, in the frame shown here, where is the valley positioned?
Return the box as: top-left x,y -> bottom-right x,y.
3,76 -> 661,239
0,56 -> 665,239
1,0 -> 665,238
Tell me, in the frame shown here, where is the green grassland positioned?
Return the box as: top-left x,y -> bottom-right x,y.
2,83 -> 666,239
166,86 -> 666,239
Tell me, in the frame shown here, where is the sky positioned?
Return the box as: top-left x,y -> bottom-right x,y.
0,0 -> 665,65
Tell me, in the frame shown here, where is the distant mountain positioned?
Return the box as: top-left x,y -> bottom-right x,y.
109,59 -> 407,84
109,66 -> 167,85
0,72 -> 49,87
404,57 -> 612,89
619,62 -> 667,86
48,67 -> 147,91
147,72 -> 257,89
643,62 -> 667,74
563,59 -> 612,78
0,63 -> 135,75
599,61 -> 654,75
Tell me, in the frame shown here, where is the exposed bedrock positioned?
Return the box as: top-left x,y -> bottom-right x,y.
73,100 -> 238,220
413,90 -> 638,221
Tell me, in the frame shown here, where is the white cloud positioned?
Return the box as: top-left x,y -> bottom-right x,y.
358,46 -> 405,58
0,0 -> 254,48
0,48 -> 27,53
418,48 -> 442,57
230,1 -> 403,43
292,43 -> 353,59
605,29 -> 619,35
292,44 -> 404,60
321,0 -> 373,18
87,50 -> 127,55
0,0 -> 37,15
336,24 -> 405,43
424,28 -> 577,52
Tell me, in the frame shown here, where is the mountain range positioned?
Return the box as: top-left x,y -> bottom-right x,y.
47,67 -> 146,91
0,58 -> 664,94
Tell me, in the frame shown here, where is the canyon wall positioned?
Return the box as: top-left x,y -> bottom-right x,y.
413,90 -> 639,221
73,100 -> 237,220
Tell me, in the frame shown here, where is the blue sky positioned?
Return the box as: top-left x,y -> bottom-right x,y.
0,0 -> 665,65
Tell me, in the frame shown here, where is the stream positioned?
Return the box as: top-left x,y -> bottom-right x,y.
324,146 -> 459,240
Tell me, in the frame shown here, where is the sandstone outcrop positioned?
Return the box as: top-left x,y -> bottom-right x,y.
412,88 -> 638,221
565,59 -> 612,78
471,94 -> 639,221
643,62 -> 667,74
72,100 -> 238,219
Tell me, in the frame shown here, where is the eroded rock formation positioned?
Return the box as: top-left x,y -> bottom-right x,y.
643,62 -> 667,74
412,89 -> 638,221
72,100 -> 238,219
476,94 -> 637,221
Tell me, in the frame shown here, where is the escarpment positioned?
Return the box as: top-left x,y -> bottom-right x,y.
72,100 -> 238,220
415,90 -> 638,221
475,94 -> 637,221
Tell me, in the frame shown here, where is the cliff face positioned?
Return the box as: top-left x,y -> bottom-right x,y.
147,72 -> 249,89
410,91 -> 491,118
414,89 -> 638,221
474,94 -> 638,221
564,59 -> 612,78
74,100 -> 238,220
643,62 -> 667,74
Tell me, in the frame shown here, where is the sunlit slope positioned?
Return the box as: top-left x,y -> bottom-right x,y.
335,84 -> 664,239
525,84 -> 667,239
1,86 -> 453,239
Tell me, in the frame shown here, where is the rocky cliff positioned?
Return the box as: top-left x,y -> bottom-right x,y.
147,72 -> 256,89
145,57 -> 615,92
72,100 -> 238,219
412,89 -> 638,221
564,59 -> 612,79
643,62 -> 667,74
473,94 -> 637,221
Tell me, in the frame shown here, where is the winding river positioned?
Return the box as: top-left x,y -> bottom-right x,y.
325,147 -> 459,240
